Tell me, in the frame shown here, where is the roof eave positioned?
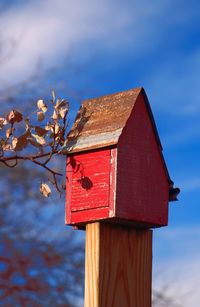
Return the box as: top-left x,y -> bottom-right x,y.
61,128 -> 122,154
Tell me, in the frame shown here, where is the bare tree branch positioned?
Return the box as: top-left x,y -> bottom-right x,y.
0,92 -> 69,196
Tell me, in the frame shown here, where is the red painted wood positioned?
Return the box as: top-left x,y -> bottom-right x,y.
70,207 -> 110,225
116,94 -> 169,226
108,148 -> 117,218
66,148 -> 112,224
66,157 -> 72,224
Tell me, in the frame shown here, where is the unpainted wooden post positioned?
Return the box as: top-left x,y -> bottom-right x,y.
84,222 -> 152,307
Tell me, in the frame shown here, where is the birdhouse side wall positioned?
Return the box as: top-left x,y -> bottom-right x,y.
116,94 -> 169,227
66,148 -> 115,225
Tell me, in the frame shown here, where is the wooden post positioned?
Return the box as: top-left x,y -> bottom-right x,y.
84,222 -> 152,307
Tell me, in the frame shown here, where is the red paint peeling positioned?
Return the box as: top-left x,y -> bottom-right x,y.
70,207 -> 110,225
66,149 -> 112,225
109,148 -> 117,218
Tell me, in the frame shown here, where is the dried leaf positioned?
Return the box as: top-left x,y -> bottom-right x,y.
6,110 -> 23,125
45,123 -> 53,131
12,130 -> 31,151
31,134 -> 46,146
12,137 -> 18,149
52,110 -> 61,120
35,126 -> 48,136
55,99 -> 69,119
37,99 -> 47,112
0,117 -> 7,129
49,124 -> 60,137
37,111 -> 45,121
54,122 -> 60,134
2,143 -> 12,151
25,118 -> 30,130
40,183 -> 51,197
6,127 -> 14,138
55,99 -> 61,109
60,107 -> 68,118
55,99 -> 68,110
0,139 -> 7,148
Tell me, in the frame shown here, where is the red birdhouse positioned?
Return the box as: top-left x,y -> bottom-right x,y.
63,88 -> 178,229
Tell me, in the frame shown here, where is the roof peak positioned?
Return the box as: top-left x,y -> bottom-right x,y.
62,87 -> 144,154
62,87 -> 164,155
82,87 -> 143,104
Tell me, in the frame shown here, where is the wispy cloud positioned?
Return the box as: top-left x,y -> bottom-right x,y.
154,258 -> 200,307
1,0 -> 199,89
0,0 -> 136,83
154,226 -> 200,306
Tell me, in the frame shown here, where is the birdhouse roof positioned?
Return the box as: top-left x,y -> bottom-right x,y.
62,87 -> 162,154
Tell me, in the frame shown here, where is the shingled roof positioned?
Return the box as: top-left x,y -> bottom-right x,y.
62,87 -> 162,154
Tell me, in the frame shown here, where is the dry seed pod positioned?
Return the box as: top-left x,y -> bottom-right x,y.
40,183 -> 51,197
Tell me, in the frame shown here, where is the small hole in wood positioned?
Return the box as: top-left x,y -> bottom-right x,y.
77,176 -> 93,190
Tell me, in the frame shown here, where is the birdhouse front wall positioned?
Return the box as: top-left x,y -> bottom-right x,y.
66,148 -> 117,225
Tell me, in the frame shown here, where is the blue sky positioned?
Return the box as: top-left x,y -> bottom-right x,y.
0,0 -> 200,305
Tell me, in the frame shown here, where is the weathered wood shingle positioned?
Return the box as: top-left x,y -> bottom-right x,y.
62,87 -> 158,153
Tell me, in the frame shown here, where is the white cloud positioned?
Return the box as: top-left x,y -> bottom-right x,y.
153,226 -> 200,306
0,0 -> 135,84
0,0 -> 195,87
153,258 -> 200,307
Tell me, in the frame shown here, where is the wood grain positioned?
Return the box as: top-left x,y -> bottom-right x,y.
66,149 -> 111,217
84,222 -> 152,307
